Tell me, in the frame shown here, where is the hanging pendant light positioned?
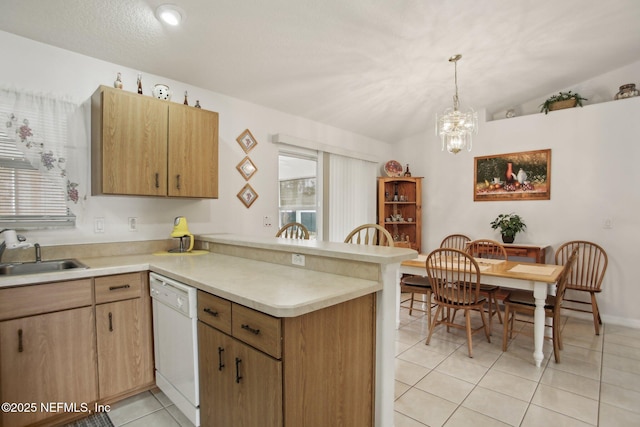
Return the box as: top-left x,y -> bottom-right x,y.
436,54 -> 478,154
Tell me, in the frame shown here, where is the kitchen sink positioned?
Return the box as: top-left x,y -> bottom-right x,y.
0,259 -> 88,276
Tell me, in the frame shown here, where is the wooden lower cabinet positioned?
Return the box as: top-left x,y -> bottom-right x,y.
95,273 -> 154,400
198,324 -> 283,427
0,273 -> 154,427
198,292 -> 375,427
0,307 -> 98,427
96,298 -> 154,398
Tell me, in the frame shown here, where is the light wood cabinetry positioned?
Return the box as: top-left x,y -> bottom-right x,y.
91,85 -> 219,198
95,273 -> 154,400
199,322 -> 283,427
167,103 -> 219,197
0,280 -> 97,427
0,273 -> 154,427
197,290 -> 375,427
377,177 -> 423,252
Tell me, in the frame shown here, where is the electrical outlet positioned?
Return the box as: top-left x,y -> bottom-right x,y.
263,216 -> 273,227
128,217 -> 138,232
94,217 -> 105,233
292,253 -> 305,266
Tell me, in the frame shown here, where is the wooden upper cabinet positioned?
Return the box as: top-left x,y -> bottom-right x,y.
91,85 -> 218,198
168,103 -> 219,198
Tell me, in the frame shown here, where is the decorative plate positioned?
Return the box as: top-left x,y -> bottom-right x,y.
384,160 -> 403,177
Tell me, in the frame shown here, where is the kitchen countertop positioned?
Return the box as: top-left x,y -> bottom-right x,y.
199,233 -> 416,264
0,235 -> 417,318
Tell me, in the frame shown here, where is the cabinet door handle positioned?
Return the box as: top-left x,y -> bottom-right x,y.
108,312 -> 113,332
204,308 -> 218,317
18,329 -> 23,353
176,174 -> 181,190
109,284 -> 130,291
155,173 -> 159,188
218,346 -> 225,371
235,357 -> 243,383
241,324 -> 260,335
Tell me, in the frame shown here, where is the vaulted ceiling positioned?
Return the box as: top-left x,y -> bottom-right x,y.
1,0 -> 639,142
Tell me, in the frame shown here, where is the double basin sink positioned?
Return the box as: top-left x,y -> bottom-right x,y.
0,259 -> 88,276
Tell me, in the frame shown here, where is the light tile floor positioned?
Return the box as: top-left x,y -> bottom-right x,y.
394,297 -> 640,426
103,299 -> 640,427
106,388 -> 194,427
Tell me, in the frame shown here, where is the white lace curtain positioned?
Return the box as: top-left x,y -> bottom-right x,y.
0,86 -> 87,227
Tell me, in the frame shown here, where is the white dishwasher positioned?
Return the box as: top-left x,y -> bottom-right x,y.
150,272 -> 200,426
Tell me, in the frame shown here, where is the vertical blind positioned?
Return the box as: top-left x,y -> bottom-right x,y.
0,87 -> 77,228
328,154 -> 377,242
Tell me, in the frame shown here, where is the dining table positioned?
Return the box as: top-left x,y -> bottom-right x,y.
400,255 -> 564,367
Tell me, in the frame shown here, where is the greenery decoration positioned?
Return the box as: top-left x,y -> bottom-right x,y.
490,213 -> 526,239
539,91 -> 588,114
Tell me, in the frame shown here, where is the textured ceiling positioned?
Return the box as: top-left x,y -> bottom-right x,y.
1,0 -> 639,142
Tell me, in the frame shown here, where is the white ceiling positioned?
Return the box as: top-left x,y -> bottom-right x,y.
1,0 -> 639,142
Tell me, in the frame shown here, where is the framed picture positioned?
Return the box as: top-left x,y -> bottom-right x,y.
474,149 -> 551,201
236,156 -> 257,181
237,183 -> 258,208
236,129 -> 258,153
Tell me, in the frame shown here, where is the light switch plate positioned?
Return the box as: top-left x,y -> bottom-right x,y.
94,217 -> 105,233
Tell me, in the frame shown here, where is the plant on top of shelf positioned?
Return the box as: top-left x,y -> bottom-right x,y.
490,213 -> 526,243
539,91 -> 588,114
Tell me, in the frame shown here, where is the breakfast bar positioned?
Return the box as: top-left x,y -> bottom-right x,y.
0,234 -> 416,427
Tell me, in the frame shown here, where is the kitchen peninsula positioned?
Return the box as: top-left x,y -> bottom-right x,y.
0,235 -> 416,427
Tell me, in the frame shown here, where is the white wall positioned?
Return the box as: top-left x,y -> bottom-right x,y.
0,31 -> 393,245
397,77 -> 640,326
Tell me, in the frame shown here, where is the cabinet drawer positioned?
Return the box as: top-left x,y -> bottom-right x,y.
232,303 -> 281,359
0,279 -> 92,320
197,290 -> 231,335
95,273 -> 142,304
505,247 -> 530,257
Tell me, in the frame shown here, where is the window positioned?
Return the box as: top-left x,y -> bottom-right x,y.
278,153 -> 318,239
0,88 -> 80,229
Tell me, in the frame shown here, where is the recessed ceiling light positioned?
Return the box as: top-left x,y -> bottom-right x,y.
155,4 -> 185,26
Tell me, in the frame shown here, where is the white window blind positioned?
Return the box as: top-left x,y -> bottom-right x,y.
328,154 -> 377,242
0,87 -> 77,228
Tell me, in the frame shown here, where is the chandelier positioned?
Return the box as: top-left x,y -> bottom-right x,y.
436,54 -> 478,154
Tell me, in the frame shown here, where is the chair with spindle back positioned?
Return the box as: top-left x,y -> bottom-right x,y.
555,241 -> 608,335
275,222 -> 310,240
344,224 -> 394,247
503,247 -> 579,362
466,239 -> 509,333
425,248 -> 491,357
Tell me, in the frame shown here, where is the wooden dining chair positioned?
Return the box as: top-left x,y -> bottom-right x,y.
400,274 -> 433,326
344,224 -> 394,247
275,222 -> 310,239
503,247 -> 579,363
465,239 -> 509,333
555,240 -> 608,335
440,234 -> 471,250
425,248 -> 491,358
399,234 -> 471,322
